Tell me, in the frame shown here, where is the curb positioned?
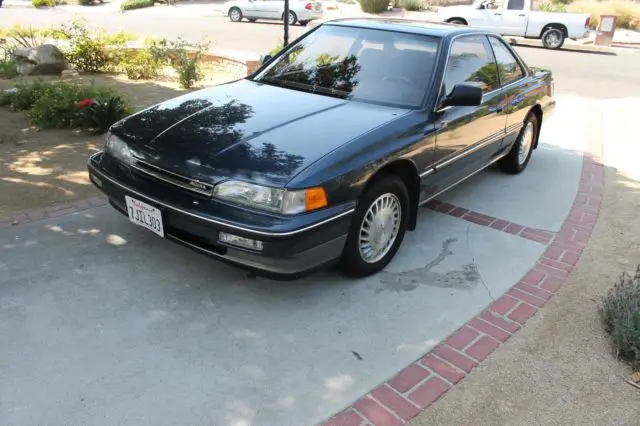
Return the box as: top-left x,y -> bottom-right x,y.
507,37 -> 639,54
318,146 -> 605,423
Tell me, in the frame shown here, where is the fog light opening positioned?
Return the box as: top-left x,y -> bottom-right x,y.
219,232 -> 264,251
90,173 -> 103,188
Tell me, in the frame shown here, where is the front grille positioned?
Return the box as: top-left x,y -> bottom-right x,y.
131,158 -> 214,197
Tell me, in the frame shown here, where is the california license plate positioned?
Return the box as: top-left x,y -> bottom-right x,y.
125,195 -> 164,237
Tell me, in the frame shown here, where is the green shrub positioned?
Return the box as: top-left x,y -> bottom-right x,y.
537,0 -> 566,12
600,265 -> 640,370
78,0 -> 103,5
27,81 -> 124,129
32,0 -> 56,7
149,36 -> 210,88
0,60 -> 18,79
1,79 -> 130,131
76,96 -> 132,133
122,49 -> 162,79
0,91 -> 13,107
56,19 -> 128,73
5,79 -> 51,111
120,0 -> 155,11
401,0 -> 426,11
357,0 -> 390,13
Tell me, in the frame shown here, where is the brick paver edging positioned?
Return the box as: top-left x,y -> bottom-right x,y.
320,151 -> 605,426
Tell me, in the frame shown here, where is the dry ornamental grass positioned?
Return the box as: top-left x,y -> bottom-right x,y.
567,0 -> 640,30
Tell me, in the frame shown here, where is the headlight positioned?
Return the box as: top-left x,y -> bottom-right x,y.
213,180 -> 327,214
105,132 -> 133,165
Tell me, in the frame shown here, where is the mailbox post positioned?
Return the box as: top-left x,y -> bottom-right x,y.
595,15 -> 617,46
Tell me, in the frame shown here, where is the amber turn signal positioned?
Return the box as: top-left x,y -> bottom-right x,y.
305,187 -> 328,212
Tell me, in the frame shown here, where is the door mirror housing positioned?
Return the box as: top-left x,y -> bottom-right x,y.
440,83 -> 483,108
261,54 -> 273,65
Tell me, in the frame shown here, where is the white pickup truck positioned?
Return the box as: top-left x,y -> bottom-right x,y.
437,0 -> 592,49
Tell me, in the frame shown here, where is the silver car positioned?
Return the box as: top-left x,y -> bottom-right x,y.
223,0 -> 324,26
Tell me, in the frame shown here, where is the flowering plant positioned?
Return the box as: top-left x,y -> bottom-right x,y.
76,96 -> 131,134
78,98 -> 94,108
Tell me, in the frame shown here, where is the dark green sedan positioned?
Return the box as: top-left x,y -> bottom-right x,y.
87,18 -> 555,280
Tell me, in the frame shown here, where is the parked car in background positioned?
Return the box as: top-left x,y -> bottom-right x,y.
437,0 -> 591,49
223,0 -> 324,26
87,18 -> 555,280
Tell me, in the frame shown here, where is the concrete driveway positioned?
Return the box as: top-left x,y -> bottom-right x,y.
0,93 -> 593,425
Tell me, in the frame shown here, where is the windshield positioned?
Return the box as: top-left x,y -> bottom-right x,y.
253,25 -> 441,108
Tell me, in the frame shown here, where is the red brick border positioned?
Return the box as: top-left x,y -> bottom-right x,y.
0,195 -> 107,229
319,151 -> 604,426
423,200 -> 554,245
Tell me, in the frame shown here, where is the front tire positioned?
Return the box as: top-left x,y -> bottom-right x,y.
541,27 -> 565,49
498,113 -> 538,174
299,20 -> 309,26
228,7 -> 243,22
339,174 -> 409,278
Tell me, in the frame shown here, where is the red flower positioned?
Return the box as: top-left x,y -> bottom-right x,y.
78,98 -> 94,108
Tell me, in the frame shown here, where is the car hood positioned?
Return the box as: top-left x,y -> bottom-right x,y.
111,79 -> 407,186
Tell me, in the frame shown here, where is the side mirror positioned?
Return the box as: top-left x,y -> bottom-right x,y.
441,83 -> 483,108
261,54 -> 272,65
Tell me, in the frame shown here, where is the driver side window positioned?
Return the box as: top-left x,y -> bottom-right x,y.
442,35 -> 499,99
506,0 -> 525,10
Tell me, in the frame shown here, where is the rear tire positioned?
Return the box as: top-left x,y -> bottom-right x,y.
228,7 -> 243,22
448,18 -> 467,25
541,27 -> 565,49
498,113 -> 538,174
339,174 -> 409,278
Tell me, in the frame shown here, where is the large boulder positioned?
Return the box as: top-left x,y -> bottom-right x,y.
12,44 -> 67,76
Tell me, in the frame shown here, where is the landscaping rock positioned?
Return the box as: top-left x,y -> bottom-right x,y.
61,69 -> 80,79
12,44 -> 67,76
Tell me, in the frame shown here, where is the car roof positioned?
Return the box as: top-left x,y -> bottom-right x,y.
323,17 -> 494,38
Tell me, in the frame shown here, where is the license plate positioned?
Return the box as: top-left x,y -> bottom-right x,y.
125,195 -> 164,237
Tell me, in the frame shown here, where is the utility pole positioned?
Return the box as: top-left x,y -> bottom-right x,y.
283,0 -> 290,47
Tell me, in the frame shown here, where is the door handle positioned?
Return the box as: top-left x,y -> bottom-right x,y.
494,12 -> 501,15
519,13 -> 525,16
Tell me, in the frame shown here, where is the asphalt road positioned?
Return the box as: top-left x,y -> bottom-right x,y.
2,6 -> 639,97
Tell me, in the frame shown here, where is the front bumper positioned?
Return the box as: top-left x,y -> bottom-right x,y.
542,98 -> 556,121
87,152 -> 353,280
